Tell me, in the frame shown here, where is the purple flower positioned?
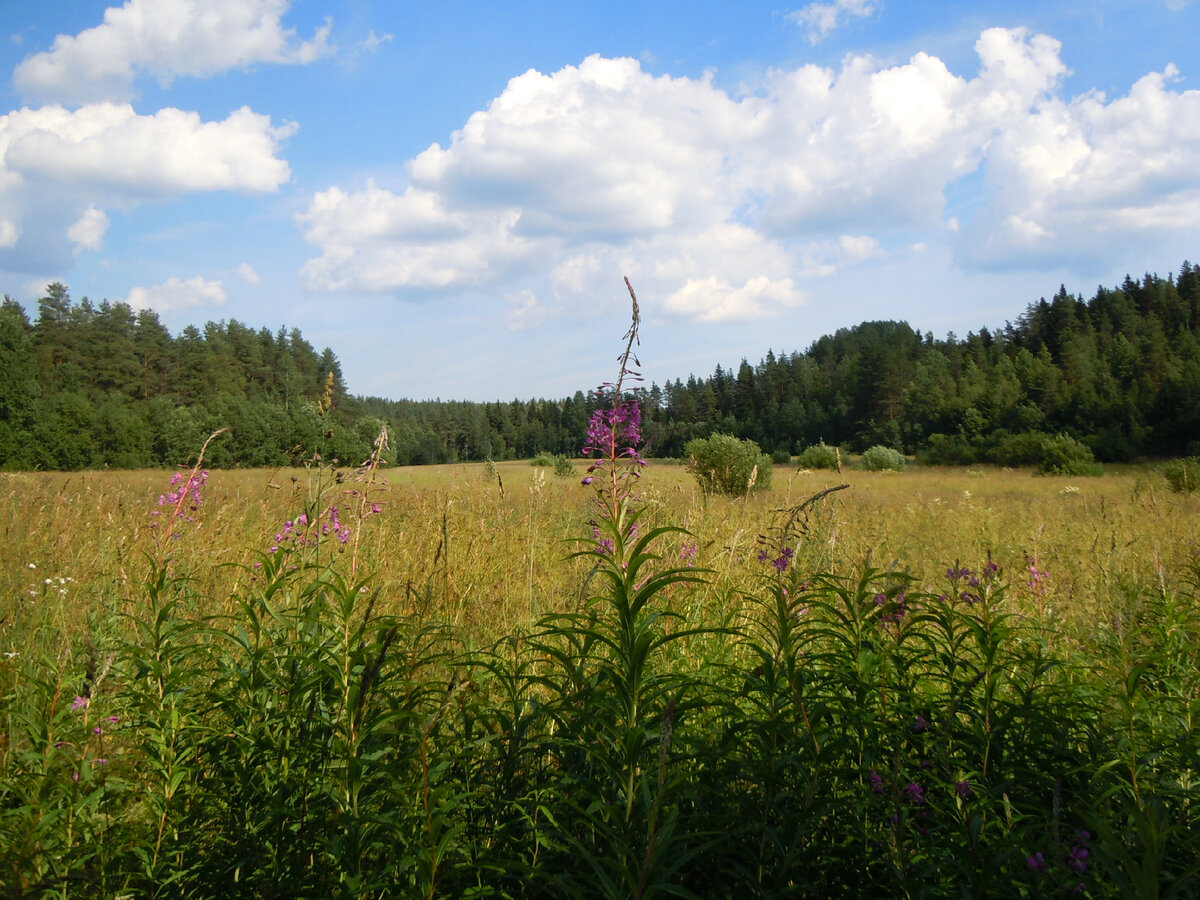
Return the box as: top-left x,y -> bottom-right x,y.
904,782 -> 925,804
954,780 -> 974,800
1067,831 -> 1091,873
582,400 -> 643,459
913,715 -> 928,733
1027,852 -> 1047,874
71,696 -> 89,711
869,768 -> 885,795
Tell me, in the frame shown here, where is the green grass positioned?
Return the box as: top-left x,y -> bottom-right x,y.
1,460 -> 1198,897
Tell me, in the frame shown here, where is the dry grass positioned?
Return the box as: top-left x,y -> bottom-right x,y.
2,461 -> 1196,652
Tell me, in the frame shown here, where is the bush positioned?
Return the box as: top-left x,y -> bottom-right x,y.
531,451 -> 575,476
796,441 -> 840,470
918,433 -> 977,466
988,431 -> 1051,467
1038,434 -> 1103,476
771,448 -> 792,465
685,433 -> 773,496
1162,457 -> 1200,493
859,445 -> 906,472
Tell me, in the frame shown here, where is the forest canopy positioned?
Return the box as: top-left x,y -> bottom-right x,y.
2,261 -> 1198,470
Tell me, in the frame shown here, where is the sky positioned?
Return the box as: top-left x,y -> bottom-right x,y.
2,0 -> 1199,402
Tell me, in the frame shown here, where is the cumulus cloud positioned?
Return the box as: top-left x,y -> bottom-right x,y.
0,103 -> 295,196
237,262 -> 261,283
961,62 -> 1200,268
14,0 -> 333,105
127,275 -> 227,314
297,29 -> 1200,321
0,102 -> 295,271
68,204 -> 109,253
0,220 -> 18,248
788,0 -> 879,44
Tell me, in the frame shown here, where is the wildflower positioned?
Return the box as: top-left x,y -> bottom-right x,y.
71,695 -> 89,711
869,768 -> 885,795
1027,555 -> 1049,594
913,715 -> 927,733
27,562 -> 35,569
680,542 -> 698,565
1067,831 -> 1090,873
904,782 -> 925,804
1027,852 -> 1047,874
954,780 -> 974,800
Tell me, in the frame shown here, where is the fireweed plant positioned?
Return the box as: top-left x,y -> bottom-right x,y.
522,277 -> 714,898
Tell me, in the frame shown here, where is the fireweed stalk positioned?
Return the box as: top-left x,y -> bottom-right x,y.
151,428 -> 228,555
562,279 -> 712,896
581,276 -> 648,559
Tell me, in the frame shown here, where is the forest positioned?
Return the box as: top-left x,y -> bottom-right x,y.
2,261 -> 1198,470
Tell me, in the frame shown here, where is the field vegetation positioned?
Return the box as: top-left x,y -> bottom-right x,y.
2,449 -> 1198,897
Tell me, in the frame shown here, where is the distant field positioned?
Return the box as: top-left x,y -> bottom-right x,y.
3,459 -> 1195,640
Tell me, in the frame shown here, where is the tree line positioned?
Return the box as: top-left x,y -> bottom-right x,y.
1,262 -> 1197,470
644,263 -> 1200,464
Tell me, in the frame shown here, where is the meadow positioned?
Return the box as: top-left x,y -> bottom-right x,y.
1,455 -> 1198,897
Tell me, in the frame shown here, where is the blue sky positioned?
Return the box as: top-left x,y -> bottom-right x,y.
3,1 -> 1198,401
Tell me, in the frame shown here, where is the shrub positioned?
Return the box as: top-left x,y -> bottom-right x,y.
531,451 -> 575,476
796,441 -> 840,470
859,445 -> 906,472
685,433 -> 773,496
1162,457 -> 1200,493
918,433 -> 977,466
770,448 -> 792,465
1038,434 -> 1103,476
988,431 -> 1051,467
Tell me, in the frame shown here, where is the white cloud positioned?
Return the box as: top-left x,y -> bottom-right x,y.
664,275 -> 803,322
362,30 -> 393,53
506,289 -> 545,331
788,0 -> 879,44
1,103 -> 295,196
0,220 -> 18,248
297,30 -> 1200,320
14,0 -> 333,105
68,204 -> 109,253
127,276 -> 227,314
0,102 -> 294,271
961,62 -> 1200,267
237,262 -> 261,283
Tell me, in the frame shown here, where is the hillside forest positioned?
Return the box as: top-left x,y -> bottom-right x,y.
1,262 -> 1198,470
